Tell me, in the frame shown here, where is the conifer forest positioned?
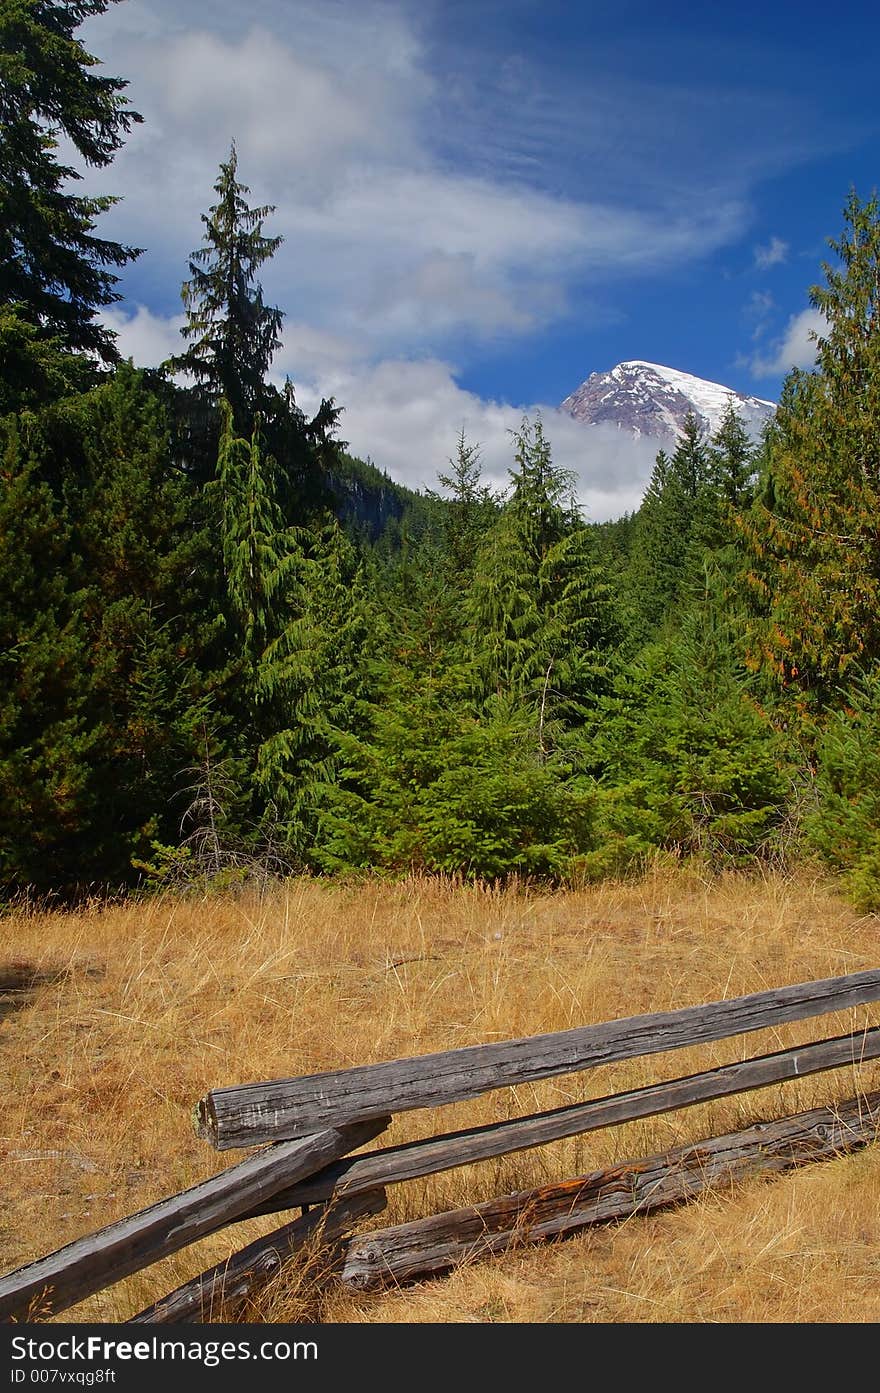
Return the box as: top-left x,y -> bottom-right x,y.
3,0 -> 880,909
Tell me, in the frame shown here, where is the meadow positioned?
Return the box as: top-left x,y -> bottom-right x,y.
2,868 -> 880,1324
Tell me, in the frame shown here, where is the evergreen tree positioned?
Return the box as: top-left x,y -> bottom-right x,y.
0,307 -> 94,414
468,511 -> 544,702
581,612 -> 791,877
0,367 -> 218,891
256,519 -> 371,857
0,0 -> 141,362
209,406 -> 363,856
67,367 -> 218,856
212,401 -> 291,691
630,414 -> 712,629
739,190 -> 880,711
0,421 -> 93,891
172,144 -> 342,514
507,413 -> 578,561
312,541 -> 595,883
173,143 -> 283,436
806,668 -> 880,909
468,416 -> 617,735
709,399 -> 756,509
427,429 -> 499,580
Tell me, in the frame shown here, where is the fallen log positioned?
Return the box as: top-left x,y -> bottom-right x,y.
245,1026 -> 880,1209
129,1189 -> 386,1324
0,1117 -> 388,1323
339,1091 -> 880,1290
196,967 -> 880,1148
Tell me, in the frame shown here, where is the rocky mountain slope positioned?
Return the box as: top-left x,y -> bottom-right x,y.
560,361 -> 775,444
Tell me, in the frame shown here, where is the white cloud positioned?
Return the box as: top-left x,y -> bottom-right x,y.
744,289 -> 775,333
281,353 -> 659,521
754,237 -> 789,270
81,5 -> 815,520
297,357 -> 658,520
82,9 -> 751,356
142,26 -> 424,178
103,304 -> 186,366
104,307 -> 657,520
750,307 -> 825,376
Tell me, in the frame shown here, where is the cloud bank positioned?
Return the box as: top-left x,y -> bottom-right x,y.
86,2 -> 827,519
106,305 -> 657,521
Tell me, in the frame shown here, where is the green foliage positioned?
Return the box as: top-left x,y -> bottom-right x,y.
709,399 -> 756,510
739,190 -> 880,714
316,688 -> 596,882
255,519 -> 371,856
581,617 -> 792,875
629,414 -> 714,631
212,402 -> 291,682
2,101 -> 878,907
0,0 -> 141,361
426,430 -> 500,580
467,415 -> 618,727
0,366 -> 218,892
0,306 -> 95,413
805,671 -> 880,909
173,143 -> 283,435
0,419 -> 94,890
170,145 -> 342,511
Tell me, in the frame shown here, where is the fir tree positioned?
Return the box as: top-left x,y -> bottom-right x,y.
630,414 -> 712,629
468,416 -> 617,736
211,402 -> 293,689
256,519 -> 371,857
0,420 -> 93,891
709,399 -> 756,508
0,0 -> 142,363
739,190 -> 880,711
507,413 -> 579,561
0,366 -> 218,890
428,430 -> 499,579
210,405 -> 360,855
172,144 -> 342,513
174,143 -> 284,436
0,307 -> 93,414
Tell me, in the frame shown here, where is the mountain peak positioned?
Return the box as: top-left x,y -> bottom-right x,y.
560,361 -> 775,444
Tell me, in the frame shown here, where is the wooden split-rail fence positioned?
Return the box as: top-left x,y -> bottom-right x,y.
2,967 -> 880,1322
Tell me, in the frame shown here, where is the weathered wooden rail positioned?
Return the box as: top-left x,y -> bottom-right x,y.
339,1092 -> 880,1289
1,966 -> 879,1323
236,1026 -> 880,1209
0,1120 -> 388,1322
195,967 -> 880,1147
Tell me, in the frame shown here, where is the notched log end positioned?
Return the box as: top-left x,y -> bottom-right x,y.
193,1095 -> 217,1146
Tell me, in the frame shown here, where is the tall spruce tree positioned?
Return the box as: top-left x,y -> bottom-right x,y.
210,404 -> 359,855
174,143 -> 283,436
468,415 -> 616,728
739,189 -> 880,710
0,0 -> 142,364
0,366 -> 219,892
630,414 -> 712,629
709,400 -> 756,509
256,520 -> 371,857
428,429 -> 498,580
173,144 -> 341,513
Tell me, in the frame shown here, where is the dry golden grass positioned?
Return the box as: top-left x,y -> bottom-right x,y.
2,865 -> 880,1323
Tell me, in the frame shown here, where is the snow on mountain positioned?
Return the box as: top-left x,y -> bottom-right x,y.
560,361 -> 776,444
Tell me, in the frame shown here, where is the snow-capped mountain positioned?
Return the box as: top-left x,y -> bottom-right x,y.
560,361 -> 775,444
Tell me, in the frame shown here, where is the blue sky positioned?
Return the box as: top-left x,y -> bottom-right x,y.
82,0 -> 880,518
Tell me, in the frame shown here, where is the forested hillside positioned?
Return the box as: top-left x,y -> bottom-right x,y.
2,2 -> 880,905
